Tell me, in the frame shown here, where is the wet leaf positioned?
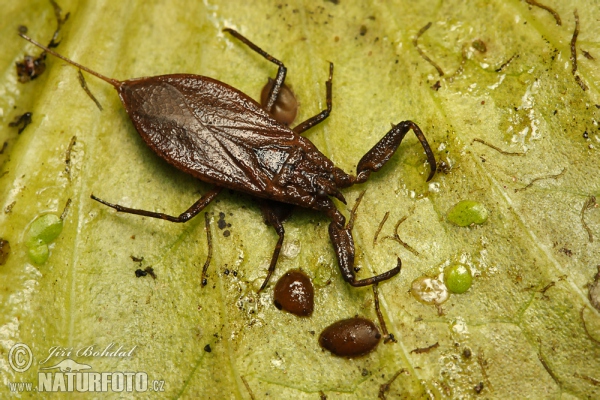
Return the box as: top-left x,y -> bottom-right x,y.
1,0 -> 599,398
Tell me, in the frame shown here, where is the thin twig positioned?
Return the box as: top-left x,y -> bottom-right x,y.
472,138 -> 526,156
373,284 -> 396,343
581,196 -> 596,243
570,10 -> 588,90
413,22 -> 444,76
410,342 -> 439,354
477,350 -> 492,389
571,10 -> 580,74
539,281 -> 555,295
348,190 -> 366,230
60,198 -> 72,221
582,50 -> 595,60
384,214 -> 419,256
525,0 -> 562,25
378,369 -> 405,400
495,54 -> 518,72
48,0 -> 70,48
65,135 -> 77,179
514,168 -> 566,192
373,211 -> 389,246
8,112 -> 33,134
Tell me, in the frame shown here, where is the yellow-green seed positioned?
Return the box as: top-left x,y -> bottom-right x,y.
447,200 -> 488,227
27,214 -> 63,243
27,238 -> 49,264
444,263 -> 473,294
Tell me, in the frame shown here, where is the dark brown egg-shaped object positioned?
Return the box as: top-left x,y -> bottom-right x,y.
273,269 -> 314,316
261,78 -> 298,126
319,317 -> 381,357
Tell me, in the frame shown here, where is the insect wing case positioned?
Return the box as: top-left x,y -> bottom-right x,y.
117,74 -> 338,209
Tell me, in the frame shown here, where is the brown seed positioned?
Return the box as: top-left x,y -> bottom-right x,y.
273,269 -> 314,316
319,317 -> 381,357
261,78 -> 298,126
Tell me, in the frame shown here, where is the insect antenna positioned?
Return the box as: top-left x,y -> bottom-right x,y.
18,33 -> 121,88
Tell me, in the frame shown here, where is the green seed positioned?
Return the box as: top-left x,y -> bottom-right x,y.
27,239 -> 49,264
447,200 -> 488,227
28,214 -> 63,243
444,263 -> 473,294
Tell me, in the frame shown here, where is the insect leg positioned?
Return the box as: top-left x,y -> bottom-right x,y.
355,120 -> 436,183
326,205 -> 401,287
91,187 -> 222,223
257,200 -> 294,292
223,28 -> 286,113
328,219 -> 401,287
293,63 -> 333,135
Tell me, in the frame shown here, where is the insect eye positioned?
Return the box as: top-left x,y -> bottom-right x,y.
317,189 -> 327,198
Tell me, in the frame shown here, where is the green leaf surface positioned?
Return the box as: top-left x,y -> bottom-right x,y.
1,0 -> 599,398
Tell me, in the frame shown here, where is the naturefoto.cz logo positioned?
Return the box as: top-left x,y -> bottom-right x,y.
6,343 -> 165,393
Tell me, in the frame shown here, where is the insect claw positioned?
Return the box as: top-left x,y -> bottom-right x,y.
334,190 -> 346,204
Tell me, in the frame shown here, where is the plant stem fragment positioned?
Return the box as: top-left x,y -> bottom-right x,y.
410,342 -> 439,354
581,196 -> 596,243
65,135 -> 77,179
348,190 -> 366,230
384,214 -> 420,256
48,0 -> 70,48
477,350 -> 492,389
514,168 -> 565,192
570,10 -> 587,91
373,211 -> 389,246
60,198 -> 72,221
373,283 -> 396,343
413,22 -> 444,77
201,212 -> 213,287
472,138 -> 525,156
8,112 -> 32,134
539,281 -> 555,296
525,0 -> 562,25
378,369 -> 405,400
582,50 -> 594,60
495,54 -> 518,72
78,70 -> 103,111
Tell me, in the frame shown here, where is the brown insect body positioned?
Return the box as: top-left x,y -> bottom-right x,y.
20,29 -> 436,291
119,74 -> 348,211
